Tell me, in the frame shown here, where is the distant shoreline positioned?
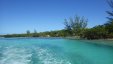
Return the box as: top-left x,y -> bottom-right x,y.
0,36 -> 113,47
64,37 -> 113,47
83,40 -> 113,47
1,36 -> 113,40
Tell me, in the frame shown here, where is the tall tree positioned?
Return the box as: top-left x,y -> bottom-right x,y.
26,30 -> 30,34
26,30 -> 31,37
64,15 -> 88,36
106,0 -> 113,21
105,0 -> 113,35
33,29 -> 39,37
64,19 -> 72,36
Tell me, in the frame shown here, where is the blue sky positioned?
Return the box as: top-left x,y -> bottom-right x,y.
0,0 -> 110,34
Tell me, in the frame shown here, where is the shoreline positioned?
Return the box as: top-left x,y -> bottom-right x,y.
64,37 -> 113,47
66,39 -> 113,47
0,36 -> 113,47
83,40 -> 113,47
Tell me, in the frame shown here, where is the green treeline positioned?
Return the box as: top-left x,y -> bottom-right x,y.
83,0 -> 113,39
3,30 -> 70,38
1,0 -> 113,40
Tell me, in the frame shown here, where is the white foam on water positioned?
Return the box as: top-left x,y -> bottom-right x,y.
0,46 -> 72,64
35,47 -> 71,64
0,47 -> 32,64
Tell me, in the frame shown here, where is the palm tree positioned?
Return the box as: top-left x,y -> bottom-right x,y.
105,0 -> 113,35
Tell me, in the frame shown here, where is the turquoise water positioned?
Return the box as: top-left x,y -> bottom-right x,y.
0,38 -> 113,64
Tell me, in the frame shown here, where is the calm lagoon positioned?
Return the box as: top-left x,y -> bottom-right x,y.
0,38 -> 113,64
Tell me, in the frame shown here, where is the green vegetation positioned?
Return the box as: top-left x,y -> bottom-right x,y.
64,15 -> 88,37
0,0 -> 113,40
2,30 -> 67,38
83,0 -> 113,39
84,25 -> 108,39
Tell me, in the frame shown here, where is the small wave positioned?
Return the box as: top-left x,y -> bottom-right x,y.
35,47 -> 71,64
0,47 -> 32,64
0,45 -> 72,64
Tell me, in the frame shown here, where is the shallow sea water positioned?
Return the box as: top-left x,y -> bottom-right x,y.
0,38 -> 113,64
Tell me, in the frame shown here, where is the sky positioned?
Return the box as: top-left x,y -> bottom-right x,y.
0,0 -> 110,34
